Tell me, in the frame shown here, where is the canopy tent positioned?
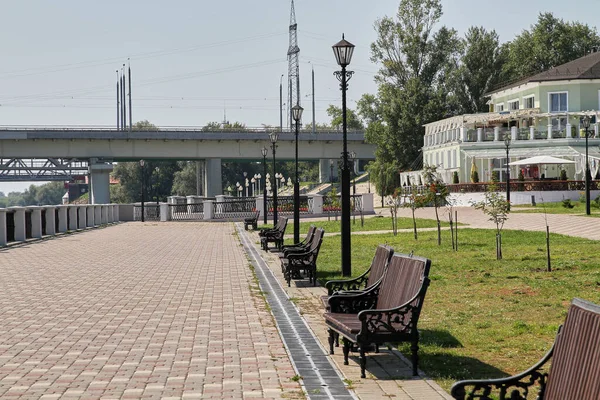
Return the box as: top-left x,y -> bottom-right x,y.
508,155 -> 576,166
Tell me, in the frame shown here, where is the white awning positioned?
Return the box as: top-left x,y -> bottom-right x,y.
461,146 -> 581,159
508,156 -> 575,166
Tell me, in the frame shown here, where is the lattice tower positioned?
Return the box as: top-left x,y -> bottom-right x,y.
287,0 -> 301,130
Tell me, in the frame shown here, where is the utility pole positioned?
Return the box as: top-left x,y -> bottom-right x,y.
128,59 -> 132,132
312,64 -> 315,135
280,74 -> 283,133
116,70 -> 120,130
121,64 -> 126,131
287,0 -> 301,131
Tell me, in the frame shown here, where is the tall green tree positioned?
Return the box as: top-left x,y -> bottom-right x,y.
171,161 -> 198,196
365,0 -> 459,191
325,105 -> 364,130
450,27 -> 506,114
503,13 -> 600,81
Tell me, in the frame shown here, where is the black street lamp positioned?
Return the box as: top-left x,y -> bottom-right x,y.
583,115 -> 591,215
333,34 -> 355,277
504,132 -> 511,210
350,151 -> 356,224
292,104 -> 304,243
139,159 -> 145,222
261,146 -> 268,224
330,160 -> 334,185
269,131 -> 279,226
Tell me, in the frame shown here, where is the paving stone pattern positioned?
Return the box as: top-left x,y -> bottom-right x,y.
0,223 -> 302,399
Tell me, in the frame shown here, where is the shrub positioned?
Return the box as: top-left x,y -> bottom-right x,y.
471,170 -> 479,183
562,199 -> 574,209
491,171 -> 500,183
560,169 -> 567,181
452,171 -> 459,184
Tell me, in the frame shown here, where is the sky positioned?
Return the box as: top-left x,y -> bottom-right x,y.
1,0 -> 597,193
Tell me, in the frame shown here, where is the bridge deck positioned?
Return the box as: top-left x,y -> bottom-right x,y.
0,223 -> 302,399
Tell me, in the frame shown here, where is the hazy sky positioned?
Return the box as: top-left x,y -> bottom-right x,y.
1,0 -> 597,193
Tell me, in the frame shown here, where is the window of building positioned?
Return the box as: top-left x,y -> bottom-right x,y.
496,103 -> 504,112
508,100 -> 519,111
524,96 -> 535,109
549,92 -> 568,112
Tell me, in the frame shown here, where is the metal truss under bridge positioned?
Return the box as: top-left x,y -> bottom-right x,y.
0,158 -> 88,182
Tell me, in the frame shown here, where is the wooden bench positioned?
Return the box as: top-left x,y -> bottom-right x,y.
258,216 -> 285,237
281,228 -> 324,287
321,244 -> 394,309
324,252 -> 431,378
278,226 -> 317,273
259,217 -> 288,251
451,297 -> 600,400
244,210 -> 260,230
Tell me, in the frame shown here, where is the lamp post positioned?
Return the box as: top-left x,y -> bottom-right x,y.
504,133 -> 511,210
292,105 -> 304,243
251,177 -> 256,197
269,131 -> 279,225
139,159 -> 145,222
333,34 -> 355,277
330,160 -> 334,185
583,115 -> 591,215
236,182 -> 240,197
154,167 -> 160,205
350,151 -> 356,224
262,147 -> 268,224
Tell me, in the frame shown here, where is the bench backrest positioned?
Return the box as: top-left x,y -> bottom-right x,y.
544,298 -> 600,400
306,228 -> 324,263
375,253 -> 431,313
279,218 -> 288,234
366,245 -> 394,288
304,225 -> 317,245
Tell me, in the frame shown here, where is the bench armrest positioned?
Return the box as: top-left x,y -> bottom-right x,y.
357,278 -> 430,334
450,338 -> 555,400
328,284 -> 380,313
325,268 -> 371,295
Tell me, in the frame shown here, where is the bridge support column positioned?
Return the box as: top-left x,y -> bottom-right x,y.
204,159 -> 223,197
0,209 -> 6,246
89,161 -> 114,204
319,159 -> 338,184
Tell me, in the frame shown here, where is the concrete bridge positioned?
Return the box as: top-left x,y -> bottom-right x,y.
0,126 -> 375,202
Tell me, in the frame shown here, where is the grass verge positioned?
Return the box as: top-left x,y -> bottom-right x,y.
315,227 -> 600,391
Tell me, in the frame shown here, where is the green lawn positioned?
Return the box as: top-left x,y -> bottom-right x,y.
513,201 -> 600,216
261,216 -> 452,235
314,227 -> 600,392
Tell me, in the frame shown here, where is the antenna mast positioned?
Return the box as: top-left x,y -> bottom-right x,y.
287,0 -> 301,130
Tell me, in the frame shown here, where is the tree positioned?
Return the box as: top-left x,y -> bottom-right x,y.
450,27 -> 506,114
402,185 -> 427,239
325,105 -> 364,130
133,120 -> 159,131
112,160 -> 180,203
422,165 -> 450,245
473,184 -> 510,260
366,0 -> 460,175
171,161 -> 198,196
503,13 -> 600,81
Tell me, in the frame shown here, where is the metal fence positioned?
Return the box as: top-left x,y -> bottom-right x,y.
214,198 -> 256,219
169,202 -> 204,220
267,195 -> 310,216
133,204 -> 161,221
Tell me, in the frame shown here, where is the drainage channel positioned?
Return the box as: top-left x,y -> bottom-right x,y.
237,225 -> 356,400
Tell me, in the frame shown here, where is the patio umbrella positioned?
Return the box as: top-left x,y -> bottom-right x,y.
508,155 -> 575,166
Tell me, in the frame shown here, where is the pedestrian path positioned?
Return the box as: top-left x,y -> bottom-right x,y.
0,222 -> 302,399
242,227 -> 452,400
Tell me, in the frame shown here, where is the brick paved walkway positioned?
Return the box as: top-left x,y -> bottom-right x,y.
0,223 -> 302,399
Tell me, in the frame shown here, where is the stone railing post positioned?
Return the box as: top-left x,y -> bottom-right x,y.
113,204 -> 120,222
477,128 -> 483,142
530,126 -> 535,140
94,205 -> 102,225
11,207 -> 26,242
547,123 -> 553,140
460,127 -> 467,142
101,205 -> 108,224
0,209 -> 6,246
511,126 -> 517,140
86,205 -> 95,227
255,197 -> 264,220
107,204 -> 114,223
56,205 -> 68,233
361,193 -> 374,213
494,127 -> 500,141
160,203 -> 170,221
204,200 -> 214,220
68,205 -> 78,231
311,195 -> 323,215
77,206 -> 87,230
29,206 -> 43,239
44,206 -> 56,236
